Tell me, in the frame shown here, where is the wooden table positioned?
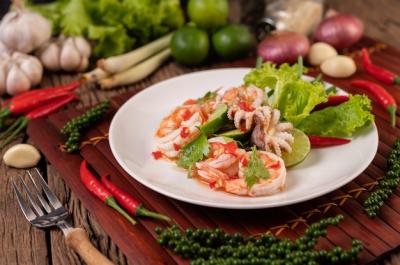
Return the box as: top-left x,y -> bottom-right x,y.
1,2 -> 400,265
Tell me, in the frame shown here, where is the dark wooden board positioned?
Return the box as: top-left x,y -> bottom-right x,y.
27,37 -> 400,265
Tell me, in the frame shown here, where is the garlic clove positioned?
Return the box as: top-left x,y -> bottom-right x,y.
77,57 -> 89,72
3,144 -> 41,168
73,36 -> 91,58
20,56 -> 43,86
60,38 -> 81,71
37,42 -> 60,71
6,64 -> 31,95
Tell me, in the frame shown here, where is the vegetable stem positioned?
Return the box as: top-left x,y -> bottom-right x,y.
255,57 -> 263,68
136,206 -> 171,222
81,68 -> 109,83
98,33 -> 173,74
100,48 -> 171,89
297,56 -> 303,79
105,197 -> 136,225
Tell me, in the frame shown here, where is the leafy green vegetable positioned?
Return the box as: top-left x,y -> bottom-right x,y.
276,80 -> 327,126
177,133 -> 209,170
197,91 -> 218,105
298,95 -> 374,137
24,0 -> 184,57
244,147 -> 270,188
243,62 -> 306,91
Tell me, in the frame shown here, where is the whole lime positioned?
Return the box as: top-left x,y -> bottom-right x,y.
187,0 -> 229,30
212,24 -> 254,60
170,26 -> 209,66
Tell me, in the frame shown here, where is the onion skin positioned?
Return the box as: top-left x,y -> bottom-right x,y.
314,14 -> 364,50
257,31 -> 310,65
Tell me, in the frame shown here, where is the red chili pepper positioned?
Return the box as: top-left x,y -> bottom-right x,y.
80,161 -> 136,225
308,135 -> 351,148
240,156 -> 249,167
223,141 -> 238,155
313,95 -> 349,111
351,79 -> 397,127
0,94 -> 78,148
180,127 -> 190,138
238,101 -> 255,112
173,143 -> 181,151
361,48 -> 400,85
101,175 -> 171,222
152,151 -> 163,160
2,81 -> 81,109
182,109 -> 192,121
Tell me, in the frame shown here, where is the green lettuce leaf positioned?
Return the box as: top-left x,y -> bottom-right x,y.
298,95 -> 374,137
177,133 -> 209,170
276,80 -> 327,126
244,147 -> 270,188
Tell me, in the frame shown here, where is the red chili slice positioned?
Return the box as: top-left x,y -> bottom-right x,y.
240,156 -> 249,167
152,151 -> 163,160
209,181 -> 217,189
180,127 -> 190,138
238,101 -> 255,112
173,143 -> 181,151
224,141 -> 238,155
182,109 -> 192,121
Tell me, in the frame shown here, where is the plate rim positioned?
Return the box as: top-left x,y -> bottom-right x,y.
109,68 -> 379,209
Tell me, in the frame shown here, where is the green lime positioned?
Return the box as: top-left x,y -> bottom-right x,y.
282,128 -> 311,167
187,0 -> 228,30
212,24 -> 254,60
170,26 -> 209,66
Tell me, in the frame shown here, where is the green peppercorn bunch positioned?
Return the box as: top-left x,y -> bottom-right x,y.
364,138 -> 400,217
155,215 -> 363,265
61,101 -> 110,153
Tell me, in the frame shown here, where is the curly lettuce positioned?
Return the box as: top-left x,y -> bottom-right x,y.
298,95 -> 374,137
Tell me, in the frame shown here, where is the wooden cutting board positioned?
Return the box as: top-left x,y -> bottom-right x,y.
28,37 -> 400,264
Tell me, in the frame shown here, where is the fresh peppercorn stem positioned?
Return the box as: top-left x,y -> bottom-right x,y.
105,197 -> 136,225
387,105 -> 397,127
136,205 -> 171,222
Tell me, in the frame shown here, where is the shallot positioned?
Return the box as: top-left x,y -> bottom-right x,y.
314,14 -> 364,50
257,31 -> 310,65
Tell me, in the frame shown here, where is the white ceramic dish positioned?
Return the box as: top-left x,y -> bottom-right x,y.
109,68 -> 378,209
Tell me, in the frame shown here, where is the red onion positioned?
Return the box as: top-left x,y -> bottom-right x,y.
257,31 -> 310,65
314,14 -> 364,50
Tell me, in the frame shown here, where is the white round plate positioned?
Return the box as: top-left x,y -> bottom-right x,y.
109,68 -> 378,209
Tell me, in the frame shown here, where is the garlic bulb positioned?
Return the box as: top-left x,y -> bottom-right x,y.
36,36 -> 91,72
0,52 -> 43,95
0,10 -> 51,53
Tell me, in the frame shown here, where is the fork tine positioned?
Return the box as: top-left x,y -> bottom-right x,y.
12,181 -> 37,222
18,175 -> 44,216
33,168 -> 63,209
27,171 -> 52,213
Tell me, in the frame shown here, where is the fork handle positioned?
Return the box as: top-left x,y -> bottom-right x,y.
65,228 -> 114,265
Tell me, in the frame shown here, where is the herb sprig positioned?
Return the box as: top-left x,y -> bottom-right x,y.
244,147 -> 270,188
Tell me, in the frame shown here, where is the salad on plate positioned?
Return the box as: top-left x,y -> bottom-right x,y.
152,60 -> 374,197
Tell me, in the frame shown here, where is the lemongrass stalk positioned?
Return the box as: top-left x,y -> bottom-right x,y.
97,33 -> 173,74
99,48 -> 171,90
81,68 -> 109,83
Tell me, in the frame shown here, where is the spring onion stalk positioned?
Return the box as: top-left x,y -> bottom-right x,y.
81,68 -> 109,83
97,33 -> 173,74
99,48 -> 171,89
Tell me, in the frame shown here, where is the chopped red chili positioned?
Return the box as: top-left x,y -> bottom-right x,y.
240,156 -> 249,167
152,151 -> 163,160
209,181 -> 217,189
182,109 -> 192,121
224,141 -> 238,155
228,175 -> 239,180
270,161 -> 281,170
180,127 -> 190,138
173,143 -> 181,151
238,101 -> 255,112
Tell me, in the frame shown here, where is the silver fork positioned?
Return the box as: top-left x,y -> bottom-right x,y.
12,168 -> 114,265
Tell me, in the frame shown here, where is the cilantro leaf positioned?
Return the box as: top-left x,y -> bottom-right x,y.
176,133 -> 209,169
244,147 -> 270,188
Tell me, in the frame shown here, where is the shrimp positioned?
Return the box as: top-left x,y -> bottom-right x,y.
194,147 -> 286,197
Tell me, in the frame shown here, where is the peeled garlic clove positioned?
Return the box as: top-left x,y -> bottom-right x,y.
308,42 -> 338,66
6,64 -> 31,95
3,144 -> 41,168
19,56 -> 43,86
60,39 -> 81,71
73,36 -> 91,58
77,57 -> 89,72
37,42 -> 61,71
321,55 -> 356,78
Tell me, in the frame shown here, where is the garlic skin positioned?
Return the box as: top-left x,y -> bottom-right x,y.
36,36 -> 91,72
0,52 -> 43,96
0,10 -> 51,53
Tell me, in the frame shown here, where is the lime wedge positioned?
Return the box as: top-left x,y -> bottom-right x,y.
200,103 -> 228,135
282,128 -> 310,167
